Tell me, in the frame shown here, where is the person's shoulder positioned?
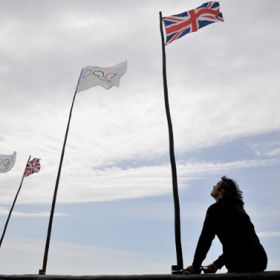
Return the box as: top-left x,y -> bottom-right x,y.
208,202 -> 220,210
207,202 -> 223,214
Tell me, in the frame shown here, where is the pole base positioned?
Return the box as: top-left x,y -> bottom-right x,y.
171,265 -> 185,274
38,269 -> 46,275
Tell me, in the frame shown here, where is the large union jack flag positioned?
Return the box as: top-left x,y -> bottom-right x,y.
163,1 -> 224,45
24,158 -> 41,177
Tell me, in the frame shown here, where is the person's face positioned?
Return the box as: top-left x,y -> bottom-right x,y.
211,181 -> 224,201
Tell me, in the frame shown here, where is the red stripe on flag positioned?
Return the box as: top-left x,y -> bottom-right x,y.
166,7 -> 221,34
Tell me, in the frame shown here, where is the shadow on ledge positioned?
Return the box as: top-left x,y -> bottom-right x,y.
0,271 -> 280,280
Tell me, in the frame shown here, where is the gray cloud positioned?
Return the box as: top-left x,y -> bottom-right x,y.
0,0 -> 279,202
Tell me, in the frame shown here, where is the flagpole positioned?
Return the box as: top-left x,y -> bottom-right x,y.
39,70 -> 83,275
0,155 -> 31,248
159,11 -> 183,273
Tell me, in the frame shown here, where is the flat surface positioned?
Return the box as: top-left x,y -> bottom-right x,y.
0,271 -> 280,280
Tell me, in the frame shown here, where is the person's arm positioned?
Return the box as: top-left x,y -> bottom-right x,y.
203,263 -> 218,273
192,205 -> 216,270
202,254 -> 224,274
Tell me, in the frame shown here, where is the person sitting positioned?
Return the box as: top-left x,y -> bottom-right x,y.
186,176 -> 267,274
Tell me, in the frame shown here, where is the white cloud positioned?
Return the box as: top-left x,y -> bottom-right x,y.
251,140 -> 280,157
0,157 -> 279,204
0,0 -> 279,207
258,231 -> 280,238
0,207 -> 66,218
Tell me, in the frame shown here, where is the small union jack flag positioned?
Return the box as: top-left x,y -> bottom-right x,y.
24,158 -> 41,177
163,1 -> 224,45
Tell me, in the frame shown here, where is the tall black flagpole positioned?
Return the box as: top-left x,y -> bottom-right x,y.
159,12 -> 183,273
39,70 -> 83,275
0,155 -> 31,248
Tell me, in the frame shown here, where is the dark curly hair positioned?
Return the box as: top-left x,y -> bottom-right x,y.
219,176 -> 244,206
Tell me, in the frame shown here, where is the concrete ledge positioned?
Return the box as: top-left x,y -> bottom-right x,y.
0,271 -> 280,280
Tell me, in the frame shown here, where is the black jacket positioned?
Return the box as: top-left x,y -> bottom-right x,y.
192,200 -> 267,272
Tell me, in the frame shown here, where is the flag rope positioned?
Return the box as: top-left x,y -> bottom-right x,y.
159,11 -> 184,273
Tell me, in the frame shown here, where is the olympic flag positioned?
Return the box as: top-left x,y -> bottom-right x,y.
0,152 -> 16,173
77,61 -> 127,92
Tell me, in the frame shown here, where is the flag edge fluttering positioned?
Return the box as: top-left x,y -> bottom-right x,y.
24,158 -> 41,177
77,60 -> 127,93
0,152 -> 16,173
162,1 -> 224,45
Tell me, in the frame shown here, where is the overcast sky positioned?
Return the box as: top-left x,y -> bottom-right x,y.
0,0 -> 279,275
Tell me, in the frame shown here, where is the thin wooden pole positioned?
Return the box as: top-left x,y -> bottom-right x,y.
0,155 -> 31,248
159,11 -> 184,273
39,70 -> 83,275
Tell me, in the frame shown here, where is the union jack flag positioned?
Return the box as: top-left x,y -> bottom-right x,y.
163,1 -> 224,45
24,158 -> 41,177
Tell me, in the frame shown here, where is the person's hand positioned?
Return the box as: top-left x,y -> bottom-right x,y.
203,263 -> 218,274
185,265 -> 201,274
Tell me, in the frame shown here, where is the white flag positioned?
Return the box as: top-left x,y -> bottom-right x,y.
0,152 -> 16,173
77,61 -> 127,92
